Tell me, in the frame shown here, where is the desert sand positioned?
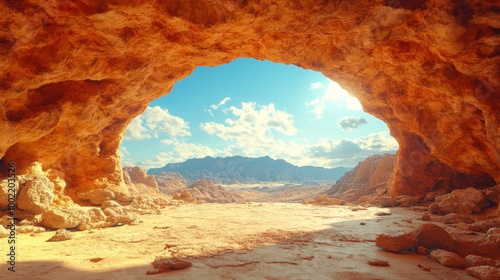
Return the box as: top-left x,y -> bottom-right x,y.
5,203 -> 475,280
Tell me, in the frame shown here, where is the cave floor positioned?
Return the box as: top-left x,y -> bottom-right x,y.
10,203 -> 474,280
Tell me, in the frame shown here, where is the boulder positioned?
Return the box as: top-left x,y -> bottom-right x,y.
17,177 -> 54,214
444,213 -> 475,224
430,187 -> 491,215
415,223 -> 455,251
47,229 -> 73,242
103,206 -> 136,225
430,249 -> 467,268
465,255 -> 500,268
41,208 -> 90,229
466,266 -> 500,280
375,231 -> 417,253
16,225 -> 46,234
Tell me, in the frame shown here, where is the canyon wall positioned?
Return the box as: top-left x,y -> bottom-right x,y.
0,0 -> 498,207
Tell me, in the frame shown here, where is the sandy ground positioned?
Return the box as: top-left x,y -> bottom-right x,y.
4,203 -> 476,280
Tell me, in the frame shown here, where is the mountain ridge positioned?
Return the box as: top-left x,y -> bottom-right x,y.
149,155 -> 351,185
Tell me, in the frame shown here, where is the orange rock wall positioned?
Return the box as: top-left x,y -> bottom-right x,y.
0,0 -> 498,201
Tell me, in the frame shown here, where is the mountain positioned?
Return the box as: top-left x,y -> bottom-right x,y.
149,156 -> 351,184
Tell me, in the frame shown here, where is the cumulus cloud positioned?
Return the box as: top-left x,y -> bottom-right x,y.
305,131 -> 398,167
337,116 -> 367,130
130,152 -> 175,170
200,102 -> 297,156
306,80 -> 363,119
310,82 -> 323,90
161,139 -> 228,162
124,106 -> 190,140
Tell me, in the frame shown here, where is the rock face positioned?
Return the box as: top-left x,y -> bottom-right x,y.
430,187 -> 492,215
154,172 -> 189,195
326,154 -> 396,202
123,166 -> 158,190
0,0 -> 498,206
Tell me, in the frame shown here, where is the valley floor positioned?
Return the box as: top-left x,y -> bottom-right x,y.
7,203 -> 475,280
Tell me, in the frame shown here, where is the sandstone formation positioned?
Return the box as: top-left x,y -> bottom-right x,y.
0,0 -> 498,208
325,154 -> 396,203
429,187 -> 492,215
154,172 -> 189,195
172,190 -> 196,203
466,266 -> 500,280
430,249 -> 467,269
123,166 -> 158,190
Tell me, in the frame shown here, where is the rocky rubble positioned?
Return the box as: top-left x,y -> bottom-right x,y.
374,184 -> 500,280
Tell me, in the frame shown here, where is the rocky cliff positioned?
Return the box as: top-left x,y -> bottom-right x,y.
326,154 -> 396,202
123,166 -> 158,190
0,0 -> 498,208
154,172 -> 190,195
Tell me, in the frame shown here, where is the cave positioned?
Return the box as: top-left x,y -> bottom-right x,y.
1,1 -> 498,207
1,1 -> 500,278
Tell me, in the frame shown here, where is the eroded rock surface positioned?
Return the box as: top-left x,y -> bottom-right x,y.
0,0 -> 498,207
326,154 -> 396,203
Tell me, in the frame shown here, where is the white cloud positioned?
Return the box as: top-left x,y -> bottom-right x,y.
337,116 -> 367,130
200,102 -> 297,157
210,97 -> 231,110
161,139 -> 228,162
132,152 -> 175,170
124,106 -> 190,140
306,80 -> 363,119
310,82 -> 323,90
305,131 -> 398,167
118,146 -> 130,157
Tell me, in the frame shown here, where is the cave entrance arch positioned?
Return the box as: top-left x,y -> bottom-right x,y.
0,1 -> 498,207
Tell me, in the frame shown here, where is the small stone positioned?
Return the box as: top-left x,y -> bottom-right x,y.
375,212 -> 391,216
146,257 -> 192,274
47,229 -> 73,242
430,249 -> 467,269
421,214 -> 431,221
367,259 -> 389,266
417,264 -> 431,271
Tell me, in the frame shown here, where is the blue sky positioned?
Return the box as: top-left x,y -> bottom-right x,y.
120,58 -> 398,170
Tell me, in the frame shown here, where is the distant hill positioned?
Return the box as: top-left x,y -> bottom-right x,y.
149,156 -> 351,185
